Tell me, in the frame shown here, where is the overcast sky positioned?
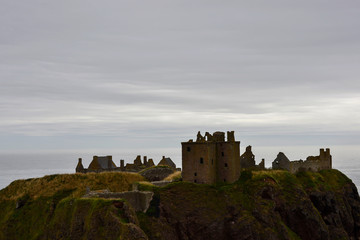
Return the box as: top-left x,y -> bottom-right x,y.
1,1 -> 360,152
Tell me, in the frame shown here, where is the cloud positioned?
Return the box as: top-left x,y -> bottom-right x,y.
0,1 -> 359,150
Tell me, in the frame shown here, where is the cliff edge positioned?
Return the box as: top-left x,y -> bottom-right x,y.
1,169 -> 359,240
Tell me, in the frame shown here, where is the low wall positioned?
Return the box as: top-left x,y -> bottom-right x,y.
83,190 -> 154,212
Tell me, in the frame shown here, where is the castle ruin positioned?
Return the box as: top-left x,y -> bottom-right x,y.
182,131 -> 241,184
182,130 -> 333,184
272,148 -> 332,173
76,131 -> 333,183
239,145 -> 265,170
76,155 -> 176,173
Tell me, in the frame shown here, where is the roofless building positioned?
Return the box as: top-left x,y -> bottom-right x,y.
182,131 -> 241,184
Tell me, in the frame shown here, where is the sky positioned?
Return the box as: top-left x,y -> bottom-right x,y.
1,1 -> 360,158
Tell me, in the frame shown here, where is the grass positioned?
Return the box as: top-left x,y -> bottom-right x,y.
163,171 -> 181,181
296,169 -> 352,191
0,168 -> 355,239
138,165 -> 173,174
0,171 -> 145,200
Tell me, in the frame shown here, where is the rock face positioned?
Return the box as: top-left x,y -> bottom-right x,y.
140,167 -> 174,181
83,190 -> 154,212
138,170 -> 360,240
1,169 -> 359,240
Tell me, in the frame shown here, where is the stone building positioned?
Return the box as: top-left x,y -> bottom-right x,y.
158,156 -> 176,169
76,156 -> 116,173
76,155 -> 155,173
182,131 -> 241,184
120,155 -> 155,172
239,145 -> 265,170
272,152 -> 291,170
272,148 -> 332,173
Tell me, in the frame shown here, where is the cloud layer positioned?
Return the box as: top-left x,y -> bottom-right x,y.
1,1 -> 360,150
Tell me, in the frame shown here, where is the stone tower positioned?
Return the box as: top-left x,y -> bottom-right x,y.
182,131 -> 241,184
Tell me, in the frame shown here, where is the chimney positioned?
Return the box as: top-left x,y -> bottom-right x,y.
107,156 -> 113,169
78,158 -> 82,164
120,159 -> 124,169
144,156 -> 147,164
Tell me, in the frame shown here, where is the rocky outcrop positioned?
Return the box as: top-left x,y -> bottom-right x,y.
1,169 -> 359,240
138,170 -> 360,240
140,167 -> 174,181
83,190 -> 154,212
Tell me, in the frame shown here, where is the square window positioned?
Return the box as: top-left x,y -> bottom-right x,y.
224,163 -> 228,167
221,152 -> 224,157
194,172 -> 197,176
187,147 -> 191,152
200,157 -> 204,164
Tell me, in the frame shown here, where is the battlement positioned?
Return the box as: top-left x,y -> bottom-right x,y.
189,131 -> 237,143
182,131 -> 240,184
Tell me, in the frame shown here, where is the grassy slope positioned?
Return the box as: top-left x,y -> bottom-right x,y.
0,169 -> 355,240
0,171 -> 144,200
0,172 -> 145,240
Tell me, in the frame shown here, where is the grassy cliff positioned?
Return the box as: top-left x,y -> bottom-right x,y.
0,172 -> 146,240
0,170 -> 359,240
138,169 -> 360,240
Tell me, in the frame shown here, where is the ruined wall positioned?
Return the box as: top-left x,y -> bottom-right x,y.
182,142 -> 217,184
239,145 -> 265,171
272,152 -> 291,171
182,131 -> 241,184
77,155 -> 156,174
273,149 -> 332,174
216,141 -> 240,183
83,190 -> 154,212
239,146 -> 255,169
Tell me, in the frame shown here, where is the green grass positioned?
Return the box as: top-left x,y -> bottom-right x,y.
296,169 -> 352,192
0,168 -> 355,240
0,171 -> 145,201
138,164 -> 173,174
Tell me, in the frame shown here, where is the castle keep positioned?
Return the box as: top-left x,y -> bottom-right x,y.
182,130 -> 332,184
182,131 -> 241,184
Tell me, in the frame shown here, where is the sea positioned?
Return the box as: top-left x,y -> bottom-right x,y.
0,145 -> 359,190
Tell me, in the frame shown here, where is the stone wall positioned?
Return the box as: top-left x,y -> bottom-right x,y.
182,141 -> 217,184
76,155 -> 155,173
216,141 -> 241,183
272,152 -> 291,170
272,149 -> 332,174
182,131 -> 241,184
239,145 -> 265,170
83,190 -> 154,212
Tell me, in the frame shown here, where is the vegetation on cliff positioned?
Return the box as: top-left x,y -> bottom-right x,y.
0,169 -> 359,240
